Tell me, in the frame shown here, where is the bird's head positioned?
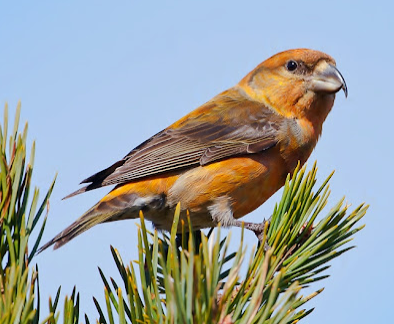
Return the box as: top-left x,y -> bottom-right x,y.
238,49 -> 347,119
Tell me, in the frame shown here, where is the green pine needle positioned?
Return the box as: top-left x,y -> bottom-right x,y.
0,103 -> 368,323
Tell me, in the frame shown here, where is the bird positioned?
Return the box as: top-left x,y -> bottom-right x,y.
39,48 -> 347,252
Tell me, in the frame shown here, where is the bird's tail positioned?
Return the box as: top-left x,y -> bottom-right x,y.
37,191 -> 165,253
37,202 -> 117,253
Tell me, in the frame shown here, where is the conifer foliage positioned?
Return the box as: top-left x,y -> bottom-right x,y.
0,104 -> 367,323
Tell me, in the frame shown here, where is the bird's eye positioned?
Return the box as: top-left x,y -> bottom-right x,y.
286,60 -> 298,72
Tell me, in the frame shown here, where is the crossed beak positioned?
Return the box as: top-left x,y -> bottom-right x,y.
311,60 -> 348,97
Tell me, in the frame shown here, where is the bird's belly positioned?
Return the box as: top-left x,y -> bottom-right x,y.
167,148 -> 289,223
101,149 -> 293,231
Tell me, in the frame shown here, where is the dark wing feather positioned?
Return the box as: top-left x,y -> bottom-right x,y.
64,92 -> 284,199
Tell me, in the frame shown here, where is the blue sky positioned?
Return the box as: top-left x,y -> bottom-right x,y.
1,1 -> 392,322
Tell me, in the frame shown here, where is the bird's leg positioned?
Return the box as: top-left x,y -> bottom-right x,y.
229,217 -> 272,251
209,197 -> 272,249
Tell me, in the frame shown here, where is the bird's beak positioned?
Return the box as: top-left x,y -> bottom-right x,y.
310,60 -> 348,97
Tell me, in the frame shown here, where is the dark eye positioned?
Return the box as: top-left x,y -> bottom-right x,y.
286,60 -> 298,72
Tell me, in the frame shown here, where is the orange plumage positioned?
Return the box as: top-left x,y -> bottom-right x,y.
39,48 -> 347,251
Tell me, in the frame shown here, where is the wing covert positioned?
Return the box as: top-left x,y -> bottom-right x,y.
64,88 -> 285,199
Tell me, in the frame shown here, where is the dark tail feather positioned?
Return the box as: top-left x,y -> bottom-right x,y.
62,185 -> 90,200
62,160 -> 125,200
81,160 -> 124,184
62,181 -> 110,200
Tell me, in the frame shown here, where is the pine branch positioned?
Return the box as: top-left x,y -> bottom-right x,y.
0,103 -> 368,323
96,164 -> 367,323
0,103 -> 77,324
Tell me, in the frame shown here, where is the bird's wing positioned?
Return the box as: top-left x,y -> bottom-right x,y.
64,89 -> 284,198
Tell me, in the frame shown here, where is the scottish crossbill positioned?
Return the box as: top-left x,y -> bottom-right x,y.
39,48 -> 347,251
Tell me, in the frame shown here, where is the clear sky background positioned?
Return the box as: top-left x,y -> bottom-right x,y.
1,1 -> 392,323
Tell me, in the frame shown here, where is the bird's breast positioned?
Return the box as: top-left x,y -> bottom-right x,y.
278,117 -> 319,171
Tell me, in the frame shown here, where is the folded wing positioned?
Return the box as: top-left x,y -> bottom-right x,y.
64,89 -> 284,199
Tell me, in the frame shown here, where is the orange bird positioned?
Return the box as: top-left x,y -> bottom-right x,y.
39,49 -> 347,251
